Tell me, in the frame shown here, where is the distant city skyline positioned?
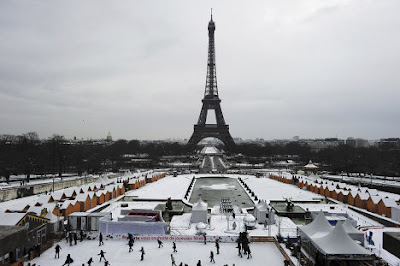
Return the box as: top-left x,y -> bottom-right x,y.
1,1 -> 399,141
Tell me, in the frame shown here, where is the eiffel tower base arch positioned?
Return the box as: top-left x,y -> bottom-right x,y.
187,125 -> 236,151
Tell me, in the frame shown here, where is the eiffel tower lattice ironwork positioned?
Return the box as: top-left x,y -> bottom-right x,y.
187,13 -> 235,150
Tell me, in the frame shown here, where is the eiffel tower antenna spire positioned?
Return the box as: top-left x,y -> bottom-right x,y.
205,9 -> 218,98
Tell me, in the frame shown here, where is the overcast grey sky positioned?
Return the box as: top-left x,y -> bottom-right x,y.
0,0 -> 399,141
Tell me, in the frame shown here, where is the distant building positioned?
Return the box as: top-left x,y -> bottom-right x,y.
106,132 -> 113,142
301,138 -> 344,152
346,138 -> 369,148
377,138 -> 400,150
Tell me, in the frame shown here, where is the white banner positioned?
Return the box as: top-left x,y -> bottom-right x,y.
108,234 -> 239,243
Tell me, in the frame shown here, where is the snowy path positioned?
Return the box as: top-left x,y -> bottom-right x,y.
31,238 -> 286,266
209,156 -> 215,170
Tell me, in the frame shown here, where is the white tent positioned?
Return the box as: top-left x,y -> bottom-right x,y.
254,201 -> 267,223
299,210 -> 332,239
254,201 -> 274,225
191,198 -> 208,224
299,211 -> 374,264
304,160 -> 318,170
341,219 -> 365,244
313,223 -> 373,257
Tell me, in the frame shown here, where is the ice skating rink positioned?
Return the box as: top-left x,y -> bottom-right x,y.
31,238 -> 285,266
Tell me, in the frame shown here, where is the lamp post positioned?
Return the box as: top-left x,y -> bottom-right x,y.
57,202 -> 62,233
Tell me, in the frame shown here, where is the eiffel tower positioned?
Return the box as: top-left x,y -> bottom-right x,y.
187,13 -> 236,151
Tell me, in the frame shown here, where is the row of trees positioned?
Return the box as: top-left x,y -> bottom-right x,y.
1,132 -> 399,182
0,132 -> 191,182
236,142 -> 400,176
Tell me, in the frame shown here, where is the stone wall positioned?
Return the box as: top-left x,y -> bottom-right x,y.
0,176 -> 97,202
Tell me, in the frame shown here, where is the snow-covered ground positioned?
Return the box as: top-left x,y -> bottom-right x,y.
297,203 -> 381,228
126,174 -> 194,200
363,227 -> 400,265
30,237 -> 286,266
244,176 -> 323,202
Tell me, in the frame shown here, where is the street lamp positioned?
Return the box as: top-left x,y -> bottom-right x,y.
56,202 -> 62,233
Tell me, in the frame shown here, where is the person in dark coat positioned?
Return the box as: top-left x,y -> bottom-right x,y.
80,230 -> 84,241
203,234 -> 206,245
157,239 -> 163,248
104,261 -> 110,266
128,239 -> 134,252
209,251 -> 215,263
242,240 -> 248,255
172,242 -> 177,252
36,244 -> 41,257
215,240 -> 220,254
62,254 -> 73,266
87,257 -> 93,265
246,245 -> 252,259
69,233 -> 73,246
99,232 -> 104,246
98,250 -> 106,262
55,244 -> 61,258
197,260 -> 201,266
236,241 -> 242,257
140,246 -> 145,261
74,233 -> 78,245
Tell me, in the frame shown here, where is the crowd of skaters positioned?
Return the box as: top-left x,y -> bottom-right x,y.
53,231 -> 252,266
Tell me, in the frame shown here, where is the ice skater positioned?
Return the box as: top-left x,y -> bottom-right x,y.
74,233 -> 77,245
98,249 -> 106,262
99,232 -> 104,246
140,246 -> 145,261
80,230 -> 84,241
172,241 -> 177,252
128,239 -> 134,252
215,240 -> 220,254
104,260 -> 110,266
246,245 -> 252,259
62,254 -> 73,266
209,250 -> 215,263
87,257 -> 93,265
55,244 -> 61,258
236,241 -> 242,258
157,238 -> 163,248
197,260 -> 202,266
171,254 -> 177,266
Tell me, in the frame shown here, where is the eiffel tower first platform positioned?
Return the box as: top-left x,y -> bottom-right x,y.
187,13 -> 236,151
